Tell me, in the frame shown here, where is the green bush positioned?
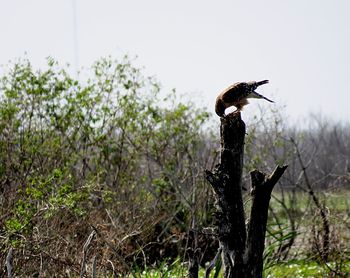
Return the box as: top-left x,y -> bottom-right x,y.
0,56 -> 214,276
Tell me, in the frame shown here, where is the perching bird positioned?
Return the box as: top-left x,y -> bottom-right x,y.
215,80 -> 274,117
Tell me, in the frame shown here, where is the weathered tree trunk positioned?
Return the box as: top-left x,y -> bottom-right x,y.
205,112 -> 246,277
245,167 -> 288,277
205,113 -> 287,277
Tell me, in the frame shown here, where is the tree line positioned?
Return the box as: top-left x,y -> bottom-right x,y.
0,57 -> 348,276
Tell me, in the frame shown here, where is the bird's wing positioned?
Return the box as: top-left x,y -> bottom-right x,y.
221,83 -> 249,103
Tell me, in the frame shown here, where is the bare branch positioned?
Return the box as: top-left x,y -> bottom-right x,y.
80,231 -> 96,278
6,247 -> 13,278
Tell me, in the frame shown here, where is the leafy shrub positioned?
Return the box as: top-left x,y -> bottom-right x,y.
0,56 -> 215,276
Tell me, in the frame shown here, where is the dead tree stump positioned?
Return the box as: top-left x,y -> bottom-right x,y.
205,113 -> 287,278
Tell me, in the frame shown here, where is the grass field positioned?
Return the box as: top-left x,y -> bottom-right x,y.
128,259 -> 350,277
129,190 -> 350,277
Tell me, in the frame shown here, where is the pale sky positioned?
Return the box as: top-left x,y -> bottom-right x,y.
1,0 -> 350,123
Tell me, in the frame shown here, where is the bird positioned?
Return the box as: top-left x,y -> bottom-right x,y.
215,80 -> 274,117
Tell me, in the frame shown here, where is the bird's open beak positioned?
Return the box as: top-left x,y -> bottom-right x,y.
256,92 -> 274,103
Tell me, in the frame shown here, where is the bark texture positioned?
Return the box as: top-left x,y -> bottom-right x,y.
205,113 -> 287,278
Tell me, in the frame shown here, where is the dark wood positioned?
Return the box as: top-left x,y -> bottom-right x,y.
188,229 -> 199,278
205,113 -> 246,277
188,260 -> 199,278
205,112 -> 288,277
246,166 -> 288,278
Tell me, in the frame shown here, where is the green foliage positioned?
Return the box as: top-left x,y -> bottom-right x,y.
263,224 -> 299,269
0,56 -> 212,275
131,258 -> 188,278
130,258 -> 350,278
1,56 -> 348,277
264,260 -> 350,278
